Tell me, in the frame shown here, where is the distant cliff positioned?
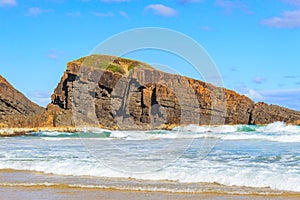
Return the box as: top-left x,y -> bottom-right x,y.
0,75 -> 43,128
47,55 -> 300,129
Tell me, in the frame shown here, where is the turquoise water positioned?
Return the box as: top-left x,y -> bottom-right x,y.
0,122 -> 300,193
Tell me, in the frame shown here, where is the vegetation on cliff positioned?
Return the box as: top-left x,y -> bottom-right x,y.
71,54 -> 153,75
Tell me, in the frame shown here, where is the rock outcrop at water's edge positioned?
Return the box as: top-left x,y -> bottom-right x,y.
251,102 -> 300,125
47,55 -> 300,129
1,54 -> 300,132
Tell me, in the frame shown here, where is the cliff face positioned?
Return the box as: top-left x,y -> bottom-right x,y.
49,55 -> 300,129
251,102 -> 300,125
1,55 -> 299,130
0,75 -> 44,127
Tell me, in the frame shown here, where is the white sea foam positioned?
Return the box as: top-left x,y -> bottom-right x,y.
80,126 -> 111,133
1,122 -> 300,193
26,122 -> 300,143
1,153 -> 300,192
31,131 -> 75,137
101,122 -> 300,143
259,121 -> 300,133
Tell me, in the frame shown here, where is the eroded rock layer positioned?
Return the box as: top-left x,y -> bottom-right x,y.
1,55 -> 300,130
0,75 -> 43,127
49,55 -> 300,129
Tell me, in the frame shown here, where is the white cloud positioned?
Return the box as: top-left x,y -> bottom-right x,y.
27,91 -> 51,107
215,0 -> 253,14
0,0 -> 17,7
260,88 -> 300,110
261,10 -> 300,28
47,0 -> 65,3
243,89 -> 266,102
283,0 -> 300,6
200,26 -> 214,31
177,0 -> 203,4
240,87 -> 300,110
101,0 -> 130,2
92,11 -> 114,17
47,50 -> 64,60
66,11 -> 81,17
26,7 -> 53,16
284,75 -> 300,79
27,7 -> 42,16
252,76 -> 265,84
145,4 -> 177,17
262,88 -> 300,95
119,11 -> 128,18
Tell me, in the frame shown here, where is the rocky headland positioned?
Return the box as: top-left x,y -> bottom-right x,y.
1,54 -> 300,135
0,75 -> 43,128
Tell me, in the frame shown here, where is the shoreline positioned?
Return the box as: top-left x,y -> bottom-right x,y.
1,184 -> 300,200
0,169 -> 300,197
1,122 -> 298,137
0,127 -> 81,137
0,123 -> 180,137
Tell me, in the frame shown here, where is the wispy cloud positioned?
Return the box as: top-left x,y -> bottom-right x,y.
283,0 -> 300,6
27,91 -> 51,107
119,11 -> 128,18
261,10 -> 300,28
26,7 -> 53,16
215,0 -> 253,14
252,76 -> 266,84
47,0 -> 65,3
177,0 -> 203,4
243,88 -> 266,102
101,0 -> 130,2
284,75 -> 300,79
230,67 -> 237,72
242,88 -> 300,110
92,11 -> 128,18
260,88 -> 300,110
145,4 -> 177,17
92,11 -> 114,17
47,49 -> 64,60
200,26 -> 214,31
66,11 -> 81,17
26,7 -> 43,16
0,0 -> 17,7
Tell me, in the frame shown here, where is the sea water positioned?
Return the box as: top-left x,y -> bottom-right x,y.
0,122 -> 300,194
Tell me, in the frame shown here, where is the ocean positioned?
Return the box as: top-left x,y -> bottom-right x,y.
1,122 -> 300,195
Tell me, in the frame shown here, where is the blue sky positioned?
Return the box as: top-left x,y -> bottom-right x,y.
1,0 -> 300,110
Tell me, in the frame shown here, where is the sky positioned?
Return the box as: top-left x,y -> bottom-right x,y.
0,0 -> 300,110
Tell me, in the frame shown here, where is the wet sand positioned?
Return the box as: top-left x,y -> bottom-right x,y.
1,169 -> 300,200
1,186 -> 300,200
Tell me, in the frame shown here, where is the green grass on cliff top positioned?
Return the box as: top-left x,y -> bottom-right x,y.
73,54 -> 153,75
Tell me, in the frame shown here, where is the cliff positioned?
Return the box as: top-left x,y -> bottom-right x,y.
1,55 -> 300,130
48,54 -> 300,129
0,75 -> 44,128
251,102 -> 300,125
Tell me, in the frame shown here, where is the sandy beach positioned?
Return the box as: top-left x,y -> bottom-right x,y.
1,169 -> 300,200
1,185 -> 300,200
1,124 -> 300,199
